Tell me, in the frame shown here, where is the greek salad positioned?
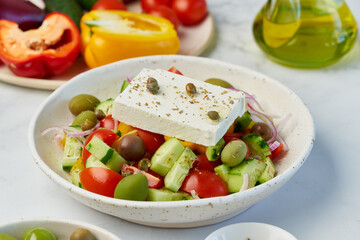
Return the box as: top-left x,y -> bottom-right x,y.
42,66 -> 289,201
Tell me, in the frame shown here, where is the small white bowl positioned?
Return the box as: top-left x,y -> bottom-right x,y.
28,55 -> 315,228
205,222 -> 297,240
0,218 -> 121,240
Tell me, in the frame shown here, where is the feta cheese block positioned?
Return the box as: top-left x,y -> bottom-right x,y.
112,69 -> 245,146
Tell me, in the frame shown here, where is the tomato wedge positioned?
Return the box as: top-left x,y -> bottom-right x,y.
181,169 -> 228,198
79,167 -> 123,197
121,163 -> 163,189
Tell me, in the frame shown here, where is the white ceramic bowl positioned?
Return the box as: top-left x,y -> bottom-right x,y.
0,218 -> 121,240
205,222 -> 297,240
28,55 -> 315,228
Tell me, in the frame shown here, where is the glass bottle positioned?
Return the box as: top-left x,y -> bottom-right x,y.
253,0 -> 358,68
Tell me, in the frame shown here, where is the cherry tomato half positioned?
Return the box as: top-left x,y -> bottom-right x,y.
270,143 -> 284,160
181,169 -> 229,198
79,167 -> 123,197
136,128 -> 165,156
193,154 -> 222,172
148,5 -> 180,30
171,0 -> 208,26
82,129 -> 118,165
100,115 -> 118,130
92,0 -> 127,10
141,0 -> 171,12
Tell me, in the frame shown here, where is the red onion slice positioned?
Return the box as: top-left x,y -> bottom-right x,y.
190,190 -> 200,199
240,173 -> 249,192
41,126 -> 64,136
269,141 -> 280,152
126,76 -> 132,83
67,122 -> 100,138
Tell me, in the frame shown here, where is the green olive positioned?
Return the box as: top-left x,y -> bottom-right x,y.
205,78 -> 234,88
22,227 -> 57,240
70,228 -> 96,240
114,134 -> 146,162
221,140 -> 248,167
114,174 -> 148,201
72,110 -> 97,127
69,94 -> 100,116
0,233 -> 17,240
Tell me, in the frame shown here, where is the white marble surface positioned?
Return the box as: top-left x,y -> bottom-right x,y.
1,0 -> 360,239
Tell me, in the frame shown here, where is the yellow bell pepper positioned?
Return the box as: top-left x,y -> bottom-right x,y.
80,10 -> 180,68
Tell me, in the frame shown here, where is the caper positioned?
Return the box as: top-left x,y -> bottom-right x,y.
208,111 -> 220,120
81,119 -> 96,131
114,174 -> 149,201
146,77 -> 160,94
138,158 -> 150,171
251,122 -> 273,141
69,94 -> 100,116
70,228 -> 96,240
73,110 -> 97,126
94,109 -> 105,120
205,78 -> 234,88
122,170 -> 134,177
114,134 -> 146,161
22,227 -> 57,240
186,83 -> 196,95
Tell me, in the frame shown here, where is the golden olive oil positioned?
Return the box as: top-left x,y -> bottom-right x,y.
253,0 -> 358,68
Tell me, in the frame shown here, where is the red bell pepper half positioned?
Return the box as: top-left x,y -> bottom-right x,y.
0,12 -> 80,78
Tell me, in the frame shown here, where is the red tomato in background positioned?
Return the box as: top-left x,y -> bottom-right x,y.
270,143 -> 283,160
181,169 -> 229,198
171,0 -> 208,25
92,0 -> 127,10
100,115 -> 118,130
79,167 -> 123,197
168,66 -> 183,75
141,0 -> 171,12
148,5 -> 180,30
193,154 -> 221,172
136,128 -> 165,156
82,129 -> 118,165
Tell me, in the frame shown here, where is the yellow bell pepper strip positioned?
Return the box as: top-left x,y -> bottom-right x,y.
80,10 -> 180,68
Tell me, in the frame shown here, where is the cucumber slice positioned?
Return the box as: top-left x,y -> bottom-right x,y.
164,147 -> 197,192
150,138 -> 185,176
62,136 -> 82,171
214,164 -> 230,183
234,111 -> 252,132
121,80 -> 130,93
229,159 -> 267,188
147,188 -> 192,201
85,155 -> 109,169
227,174 -> 244,193
85,136 -> 126,172
258,157 -> 276,184
205,138 -> 225,161
71,168 -> 83,188
242,133 -> 271,159
95,98 -> 114,116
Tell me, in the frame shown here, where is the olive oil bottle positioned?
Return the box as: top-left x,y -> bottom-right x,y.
253,0 -> 358,68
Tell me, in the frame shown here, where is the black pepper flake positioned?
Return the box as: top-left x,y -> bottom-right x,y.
166,113 -> 171,117
156,101 -> 160,105
179,110 -> 183,114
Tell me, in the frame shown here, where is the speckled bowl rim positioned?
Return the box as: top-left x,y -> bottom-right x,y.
28,55 -> 315,212
0,217 -> 121,240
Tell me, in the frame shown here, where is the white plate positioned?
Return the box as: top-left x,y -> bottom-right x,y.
0,2 -> 214,90
0,218 -> 121,240
205,222 -> 297,240
28,55 -> 315,228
